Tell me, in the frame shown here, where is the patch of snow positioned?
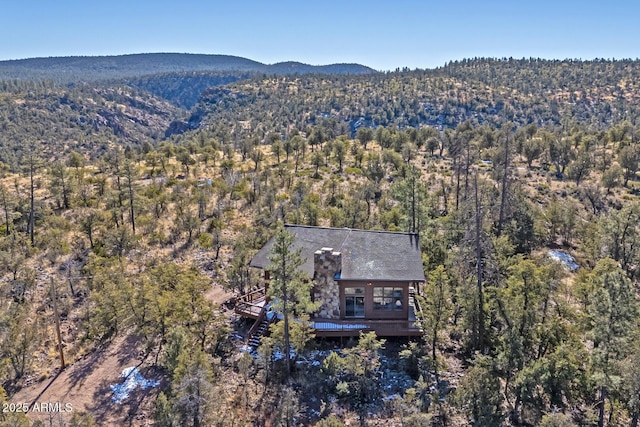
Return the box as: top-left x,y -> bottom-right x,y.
272,346 -> 296,361
295,357 -> 322,366
110,367 -> 159,404
265,302 -> 283,321
266,310 -> 282,321
548,250 -> 579,271
308,349 -> 339,358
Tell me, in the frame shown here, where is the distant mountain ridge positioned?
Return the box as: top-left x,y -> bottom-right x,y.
0,53 -> 377,83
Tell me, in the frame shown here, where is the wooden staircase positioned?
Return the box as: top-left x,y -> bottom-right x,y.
234,287 -> 273,349
248,315 -> 272,349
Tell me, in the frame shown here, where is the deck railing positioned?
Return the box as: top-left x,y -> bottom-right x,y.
234,287 -> 267,319
241,287 -> 266,303
247,304 -> 269,338
312,318 -> 422,336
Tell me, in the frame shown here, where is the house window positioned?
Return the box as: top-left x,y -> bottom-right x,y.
373,287 -> 403,310
344,287 -> 365,318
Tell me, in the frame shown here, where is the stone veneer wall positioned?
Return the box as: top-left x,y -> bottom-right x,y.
313,247 -> 342,319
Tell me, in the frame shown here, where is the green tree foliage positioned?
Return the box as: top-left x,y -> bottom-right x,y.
391,164 -> 426,233
454,172 -> 495,353
267,226 -> 319,377
84,255 -> 130,339
601,164 -> 623,193
0,385 -> 30,426
0,304 -> 39,380
48,161 -> 74,210
598,201 -> 640,279
621,328 -> 640,426
493,258 -> 577,423
227,238 -> 254,295
515,339 -> 586,420
420,265 -> 452,381
586,259 -> 637,426
454,355 -> 504,426
499,186 -> 538,253
6,57 -> 640,425
547,134 -> 574,179
0,234 -> 33,283
323,332 -> 386,425
566,145 -> 592,186
333,137 -> 347,172
311,151 -> 324,178
521,137 -> 544,168
618,144 -> 640,186
356,127 -> 374,150
314,414 -> 346,427
172,347 -> 216,427
539,413 -> 579,427
146,264 -> 228,355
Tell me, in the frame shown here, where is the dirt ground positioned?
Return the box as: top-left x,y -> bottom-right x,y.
205,283 -> 234,305
11,283 -> 233,426
12,333 -> 159,426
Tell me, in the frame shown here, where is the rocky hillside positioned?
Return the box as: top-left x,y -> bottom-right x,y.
0,82 -> 183,168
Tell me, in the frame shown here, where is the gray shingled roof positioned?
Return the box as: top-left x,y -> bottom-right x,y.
250,225 -> 425,282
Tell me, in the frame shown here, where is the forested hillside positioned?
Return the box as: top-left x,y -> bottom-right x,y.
1,58 -> 640,426
0,53 -> 375,84
0,80 -> 184,169
125,71 -> 254,109
181,58 -> 640,140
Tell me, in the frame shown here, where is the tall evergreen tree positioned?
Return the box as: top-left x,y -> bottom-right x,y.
587,259 -> 637,426
267,226 -> 318,378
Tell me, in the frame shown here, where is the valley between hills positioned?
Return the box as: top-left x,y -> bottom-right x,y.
1,54 -> 640,426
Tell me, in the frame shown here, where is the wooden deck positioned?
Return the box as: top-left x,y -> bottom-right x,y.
312,290 -> 424,337
311,319 -> 422,337
234,288 -> 267,319
234,286 -> 425,337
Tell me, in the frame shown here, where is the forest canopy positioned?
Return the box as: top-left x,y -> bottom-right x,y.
1,56 -> 640,426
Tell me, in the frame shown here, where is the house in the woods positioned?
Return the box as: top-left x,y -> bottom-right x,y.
235,225 -> 426,338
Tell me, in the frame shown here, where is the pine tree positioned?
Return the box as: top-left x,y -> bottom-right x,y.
267,226 -> 318,378
173,347 -> 215,427
587,259 -> 637,427
421,265 -> 452,383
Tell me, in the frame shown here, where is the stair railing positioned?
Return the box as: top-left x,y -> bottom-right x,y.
247,304 -> 269,340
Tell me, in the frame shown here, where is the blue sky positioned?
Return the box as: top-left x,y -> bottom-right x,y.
3,1 -> 640,70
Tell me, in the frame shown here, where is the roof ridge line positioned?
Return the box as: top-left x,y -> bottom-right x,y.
338,228 -> 352,252
283,223 -> 417,236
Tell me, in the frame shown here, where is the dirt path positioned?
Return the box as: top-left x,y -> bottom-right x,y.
12,333 -> 162,426
11,283 -> 231,426
205,283 -> 234,304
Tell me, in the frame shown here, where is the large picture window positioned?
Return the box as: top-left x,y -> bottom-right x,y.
344,287 -> 365,317
373,287 -> 403,310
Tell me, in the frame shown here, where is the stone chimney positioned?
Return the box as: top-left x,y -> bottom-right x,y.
313,248 -> 342,319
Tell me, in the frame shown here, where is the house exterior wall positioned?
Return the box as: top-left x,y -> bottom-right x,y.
311,247 -> 412,322
313,248 -> 342,319
338,280 -> 410,320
